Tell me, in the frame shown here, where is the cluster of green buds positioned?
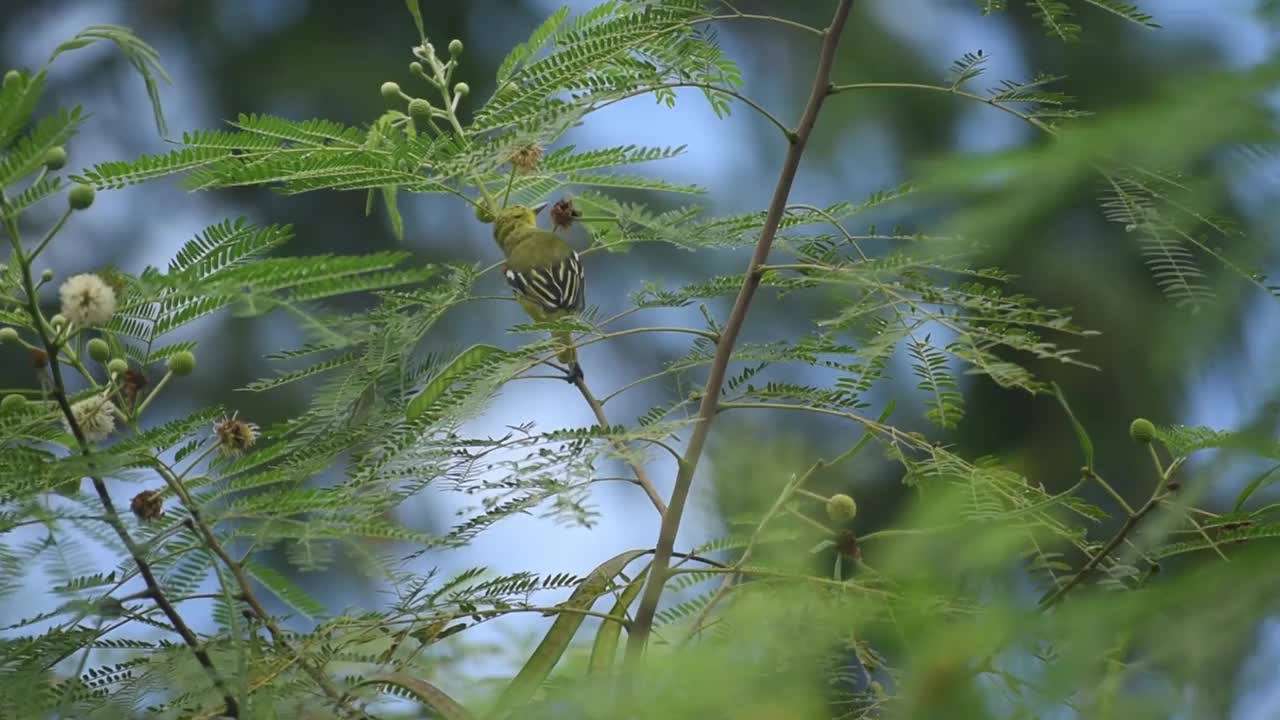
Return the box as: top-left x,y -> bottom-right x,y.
379,36 -> 470,133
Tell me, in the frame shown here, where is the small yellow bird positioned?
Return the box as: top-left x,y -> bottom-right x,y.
492,202 -> 585,382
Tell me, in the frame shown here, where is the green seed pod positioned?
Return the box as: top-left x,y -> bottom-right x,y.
448,39 -> 463,56
0,327 -> 18,344
1129,418 -> 1156,444
43,146 -> 67,170
0,394 -> 26,412
68,183 -> 95,210
167,350 -> 196,377
87,338 -> 111,363
453,82 -> 470,97
826,493 -> 858,523
380,81 -> 401,101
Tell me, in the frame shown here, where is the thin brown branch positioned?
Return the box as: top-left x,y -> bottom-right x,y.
152,462 -> 371,720
1038,493 -> 1165,609
623,0 -> 857,667
572,375 -> 668,515
0,204 -> 242,718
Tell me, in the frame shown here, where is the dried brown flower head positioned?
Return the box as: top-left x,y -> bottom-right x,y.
121,369 -> 148,411
130,490 -> 164,521
214,413 -> 260,457
833,529 -> 860,561
550,198 -> 582,231
507,143 -> 544,175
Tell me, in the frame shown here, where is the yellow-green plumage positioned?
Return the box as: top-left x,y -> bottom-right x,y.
493,205 -> 585,380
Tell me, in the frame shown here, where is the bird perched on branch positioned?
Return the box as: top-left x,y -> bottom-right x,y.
492,202 -> 585,382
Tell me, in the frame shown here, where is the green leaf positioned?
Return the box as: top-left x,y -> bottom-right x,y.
1150,523 -> 1280,559
494,549 -> 648,713
404,0 -> 426,42
48,25 -> 170,135
382,185 -> 404,242
355,672 -> 474,720
587,563 -> 649,675
1052,382 -> 1093,469
407,344 -> 505,420
1232,463 -> 1280,513
243,561 -> 326,619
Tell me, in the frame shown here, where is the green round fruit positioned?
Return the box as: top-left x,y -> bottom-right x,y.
448,39 -> 463,56
87,338 -> 111,363
380,81 -> 401,101
167,350 -> 196,377
408,98 -> 433,122
1129,418 -> 1156,444
826,493 -> 858,523
68,184 -> 95,210
107,358 -> 128,376
43,146 -> 67,170
0,394 -> 26,412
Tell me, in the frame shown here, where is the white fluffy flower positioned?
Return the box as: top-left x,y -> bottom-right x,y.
66,396 -> 118,442
58,273 -> 116,327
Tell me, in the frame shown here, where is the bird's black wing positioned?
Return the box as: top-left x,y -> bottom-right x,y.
504,251 -> 585,314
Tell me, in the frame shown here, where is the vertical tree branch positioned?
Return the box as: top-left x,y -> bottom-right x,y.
623,0 -> 857,665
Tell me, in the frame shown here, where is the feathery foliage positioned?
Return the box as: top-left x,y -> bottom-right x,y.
4,2 -> 1279,719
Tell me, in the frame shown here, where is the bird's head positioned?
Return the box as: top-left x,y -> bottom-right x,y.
492,202 -> 547,254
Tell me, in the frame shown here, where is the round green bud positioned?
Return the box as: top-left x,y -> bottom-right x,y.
0,394 -> 26,412
107,358 -> 129,376
474,204 -> 494,223
409,61 -> 423,75
408,98 -> 433,122
453,82 -> 469,97
50,314 -> 67,330
68,183 -> 95,210
380,81 -> 401,101
826,493 -> 858,523
0,327 -> 17,344
87,338 -> 111,363
41,269 -> 53,282
1129,417 -> 1156,444
448,39 -> 464,56
2,70 -> 20,90
167,350 -> 196,377
43,146 -> 67,170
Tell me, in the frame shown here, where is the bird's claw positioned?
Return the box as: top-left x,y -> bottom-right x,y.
564,363 -> 584,384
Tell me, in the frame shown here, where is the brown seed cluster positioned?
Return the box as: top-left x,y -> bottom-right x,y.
130,490 -> 164,521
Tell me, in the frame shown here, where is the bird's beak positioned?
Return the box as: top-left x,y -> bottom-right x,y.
531,201 -> 549,214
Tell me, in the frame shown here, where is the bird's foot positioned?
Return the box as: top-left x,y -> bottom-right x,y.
563,363 -> 584,384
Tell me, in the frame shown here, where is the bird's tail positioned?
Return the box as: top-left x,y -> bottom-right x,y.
554,330 -> 582,382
